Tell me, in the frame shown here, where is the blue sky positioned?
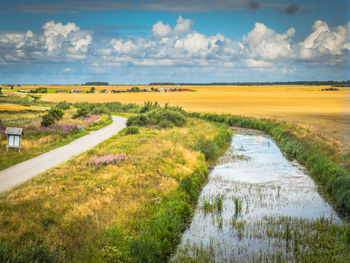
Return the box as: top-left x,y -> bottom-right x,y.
0,0 -> 349,84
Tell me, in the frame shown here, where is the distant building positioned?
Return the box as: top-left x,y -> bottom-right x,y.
101,89 -> 111,94
70,89 -> 82,93
321,87 -> 339,91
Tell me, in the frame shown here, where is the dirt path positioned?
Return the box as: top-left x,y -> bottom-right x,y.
0,116 -> 126,193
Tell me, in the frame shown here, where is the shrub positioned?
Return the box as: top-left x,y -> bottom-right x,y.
41,113 -> 55,127
128,166 -> 208,262
0,239 -> 65,263
73,107 -> 89,118
346,226 -> 350,245
130,87 -> 140,92
126,114 -> 149,126
35,87 -> 47,93
91,105 -> 110,115
140,101 -> 160,113
48,107 -> 64,121
195,139 -> 218,161
127,108 -> 186,128
56,101 -> 71,110
124,126 -> 139,135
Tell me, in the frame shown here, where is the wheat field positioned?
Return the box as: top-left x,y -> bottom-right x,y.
39,85 -> 350,151
0,104 -> 41,111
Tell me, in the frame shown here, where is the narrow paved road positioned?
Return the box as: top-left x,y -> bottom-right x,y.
0,116 -> 126,193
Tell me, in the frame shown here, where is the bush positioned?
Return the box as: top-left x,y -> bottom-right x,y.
128,166 -> 208,262
91,105 -> 110,115
131,87 -> 140,92
127,108 -> 186,128
124,126 -> 139,135
48,107 -> 64,121
195,139 -> 218,161
0,239 -> 65,263
73,107 -> 89,118
56,101 -> 71,110
140,101 -> 160,113
41,113 -> 55,127
35,87 -> 47,93
346,227 -> 350,245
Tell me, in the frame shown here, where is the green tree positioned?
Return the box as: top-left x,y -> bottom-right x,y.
131,87 -> 140,92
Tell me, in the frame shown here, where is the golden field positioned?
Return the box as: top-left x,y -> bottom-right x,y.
0,104 -> 41,111
39,85 -> 350,151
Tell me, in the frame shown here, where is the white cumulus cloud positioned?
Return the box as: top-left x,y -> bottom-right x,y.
0,21 -> 92,64
298,20 -> 347,63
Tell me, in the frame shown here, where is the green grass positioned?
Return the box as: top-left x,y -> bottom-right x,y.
0,111 -> 112,171
0,114 -> 232,262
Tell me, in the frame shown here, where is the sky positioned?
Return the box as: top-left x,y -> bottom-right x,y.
0,0 -> 349,84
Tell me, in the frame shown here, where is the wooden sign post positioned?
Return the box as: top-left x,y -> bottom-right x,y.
5,127 -> 23,152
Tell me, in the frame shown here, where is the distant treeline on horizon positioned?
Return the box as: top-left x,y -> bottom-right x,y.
149,80 -> 350,86
1,80 -> 350,86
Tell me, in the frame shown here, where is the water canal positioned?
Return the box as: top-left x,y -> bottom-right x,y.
172,127 -> 340,262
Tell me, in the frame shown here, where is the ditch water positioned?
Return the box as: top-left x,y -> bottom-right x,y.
172,127 -> 340,262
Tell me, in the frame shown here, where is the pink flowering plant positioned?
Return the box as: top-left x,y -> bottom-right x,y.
83,115 -> 101,124
87,153 -> 126,168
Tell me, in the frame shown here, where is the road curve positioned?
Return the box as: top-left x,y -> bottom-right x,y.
0,116 -> 127,193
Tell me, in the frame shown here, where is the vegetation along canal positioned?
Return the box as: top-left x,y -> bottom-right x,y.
172,127 -> 342,262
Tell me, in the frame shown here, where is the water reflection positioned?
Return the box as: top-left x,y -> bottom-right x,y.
172,128 -> 340,262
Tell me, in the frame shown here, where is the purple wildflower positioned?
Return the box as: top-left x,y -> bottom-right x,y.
86,153 -> 126,168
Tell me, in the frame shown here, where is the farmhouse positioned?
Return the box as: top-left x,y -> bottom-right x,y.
101,89 -> 111,94
321,87 -> 339,91
70,89 -> 82,93
112,90 -> 126,93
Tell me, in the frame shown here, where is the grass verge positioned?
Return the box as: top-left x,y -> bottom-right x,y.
0,111 -> 232,262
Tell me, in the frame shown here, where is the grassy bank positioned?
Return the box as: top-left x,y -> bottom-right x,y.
189,112 -> 350,217
0,107 -> 232,262
0,110 -> 112,170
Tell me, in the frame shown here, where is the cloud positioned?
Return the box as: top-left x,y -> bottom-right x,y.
0,21 -> 92,64
1,16 -> 348,75
173,16 -> 193,35
242,22 -> 295,60
152,16 -> 193,37
298,20 -> 347,64
99,17 -> 348,71
282,4 -> 299,14
152,21 -> 172,37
